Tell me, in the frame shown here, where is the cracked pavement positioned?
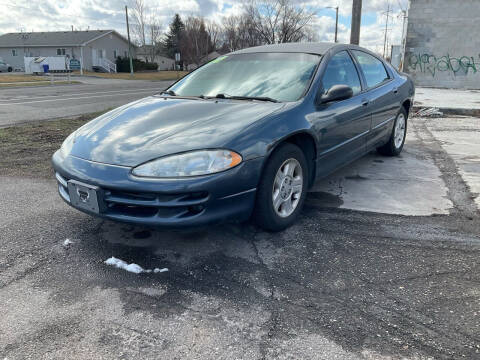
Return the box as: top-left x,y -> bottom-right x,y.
1,116 -> 479,359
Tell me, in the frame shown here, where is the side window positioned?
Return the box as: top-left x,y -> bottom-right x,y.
321,51 -> 361,95
352,50 -> 389,89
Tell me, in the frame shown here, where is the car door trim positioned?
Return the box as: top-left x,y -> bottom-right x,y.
372,116 -> 396,130
318,129 -> 370,157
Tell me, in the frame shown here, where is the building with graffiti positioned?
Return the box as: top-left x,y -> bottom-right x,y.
404,0 -> 480,89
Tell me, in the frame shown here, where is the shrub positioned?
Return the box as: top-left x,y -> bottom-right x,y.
115,56 -> 159,72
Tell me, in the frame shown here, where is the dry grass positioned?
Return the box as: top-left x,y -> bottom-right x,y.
0,111 -> 106,178
79,71 -> 189,81
0,74 -> 50,83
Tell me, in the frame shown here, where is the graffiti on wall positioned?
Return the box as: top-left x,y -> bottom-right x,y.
408,53 -> 479,77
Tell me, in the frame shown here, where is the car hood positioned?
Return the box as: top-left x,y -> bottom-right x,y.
66,96 -> 284,167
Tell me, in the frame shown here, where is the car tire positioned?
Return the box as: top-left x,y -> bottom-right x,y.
253,143 -> 308,232
377,107 -> 408,156
7,67 -> 13,72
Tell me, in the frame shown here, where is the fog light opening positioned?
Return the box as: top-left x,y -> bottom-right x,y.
188,205 -> 204,215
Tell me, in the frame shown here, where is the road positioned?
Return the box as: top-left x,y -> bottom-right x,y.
0,78 -> 173,127
1,115 -> 479,359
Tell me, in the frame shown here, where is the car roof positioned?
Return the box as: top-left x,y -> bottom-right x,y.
229,42 -> 339,56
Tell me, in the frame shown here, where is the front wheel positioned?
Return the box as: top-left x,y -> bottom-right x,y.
377,107 -> 408,156
253,143 -> 308,232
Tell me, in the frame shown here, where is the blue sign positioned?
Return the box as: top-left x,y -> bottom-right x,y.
69,59 -> 81,70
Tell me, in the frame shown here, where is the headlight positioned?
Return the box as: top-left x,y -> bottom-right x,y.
131,150 -> 242,178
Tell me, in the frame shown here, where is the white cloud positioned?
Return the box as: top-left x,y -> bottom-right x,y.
0,0 -> 408,51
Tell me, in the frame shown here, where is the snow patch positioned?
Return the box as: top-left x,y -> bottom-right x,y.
104,257 -> 168,274
63,238 -> 73,247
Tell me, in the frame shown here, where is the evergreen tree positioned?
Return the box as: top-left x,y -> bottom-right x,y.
163,14 -> 185,59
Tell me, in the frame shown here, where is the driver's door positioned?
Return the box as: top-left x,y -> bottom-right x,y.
312,50 -> 371,177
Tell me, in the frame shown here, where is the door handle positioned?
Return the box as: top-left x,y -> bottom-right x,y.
361,99 -> 369,106
392,87 -> 398,94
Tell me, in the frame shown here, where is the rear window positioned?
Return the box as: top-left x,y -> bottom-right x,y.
352,50 -> 389,89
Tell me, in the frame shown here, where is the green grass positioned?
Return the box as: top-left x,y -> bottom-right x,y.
0,111 -> 106,178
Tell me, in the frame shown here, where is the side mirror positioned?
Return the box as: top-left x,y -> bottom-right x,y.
318,84 -> 354,104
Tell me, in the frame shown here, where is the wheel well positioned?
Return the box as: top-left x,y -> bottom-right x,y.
277,133 -> 317,187
402,99 -> 412,115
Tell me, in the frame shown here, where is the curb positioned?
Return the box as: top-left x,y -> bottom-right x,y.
413,106 -> 480,117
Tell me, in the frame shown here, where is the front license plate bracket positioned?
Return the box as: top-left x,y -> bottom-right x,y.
67,180 -> 101,213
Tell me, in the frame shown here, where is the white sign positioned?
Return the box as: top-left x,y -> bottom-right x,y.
175,52 -> 181,62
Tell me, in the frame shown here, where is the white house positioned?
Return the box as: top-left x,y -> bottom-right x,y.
0,30 -> 134,73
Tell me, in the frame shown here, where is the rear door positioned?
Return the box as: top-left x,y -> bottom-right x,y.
351,50 -> 400,149
313,50 -> 371,177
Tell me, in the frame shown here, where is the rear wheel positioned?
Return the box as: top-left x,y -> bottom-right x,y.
7,67 -> 13,72
254,143 -> 308,232
377,107 -> 408,156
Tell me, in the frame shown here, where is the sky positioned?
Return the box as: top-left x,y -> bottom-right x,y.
0,0 -> 409,55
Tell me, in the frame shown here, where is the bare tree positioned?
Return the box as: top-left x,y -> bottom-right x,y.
220,14 -> 262,52
181,16 -> 212,67
206,20 -> 221,51
131,0 -> 147,47
148,10 -> 162,62
244,0 -> 316,44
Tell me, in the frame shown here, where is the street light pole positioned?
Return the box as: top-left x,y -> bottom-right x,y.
334,6 -> 339,42
326,6 -> 339,43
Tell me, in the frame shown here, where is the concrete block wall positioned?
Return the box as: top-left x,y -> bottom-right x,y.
404,0 -> 480,89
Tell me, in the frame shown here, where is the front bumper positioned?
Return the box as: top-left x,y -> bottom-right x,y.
52,151 -> 264,228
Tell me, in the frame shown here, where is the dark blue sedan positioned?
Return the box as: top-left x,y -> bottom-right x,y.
53,42 -> 415,231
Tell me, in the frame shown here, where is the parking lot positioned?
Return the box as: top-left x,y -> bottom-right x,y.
1,88 -> 479,360
0,78 -> 170,127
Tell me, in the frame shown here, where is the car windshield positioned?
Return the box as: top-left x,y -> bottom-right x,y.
168,52 -> 321,102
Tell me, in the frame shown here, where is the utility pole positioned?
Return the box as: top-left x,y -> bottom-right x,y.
125,5 -> 134,76
350,0 -> 362,45
383,2 -> 391,58
399,9 -> 408,71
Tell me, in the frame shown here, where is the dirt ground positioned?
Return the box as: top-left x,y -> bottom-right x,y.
78,71 -> 189,81
0,112 -> 101,178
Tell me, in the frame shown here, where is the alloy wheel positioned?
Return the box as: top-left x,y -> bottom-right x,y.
272,158 -> 303,218
394,113 -> 406,149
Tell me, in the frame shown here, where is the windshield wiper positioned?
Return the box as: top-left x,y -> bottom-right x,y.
215,94 -> 279,103
158,90 -> 207,100
160,90 -> 177,96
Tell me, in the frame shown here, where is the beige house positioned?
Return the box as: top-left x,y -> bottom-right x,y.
136,45 -> 175,70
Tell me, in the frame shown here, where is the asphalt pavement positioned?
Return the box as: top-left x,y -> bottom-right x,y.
0,77 -> 173,127
1,115 -> 479,359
